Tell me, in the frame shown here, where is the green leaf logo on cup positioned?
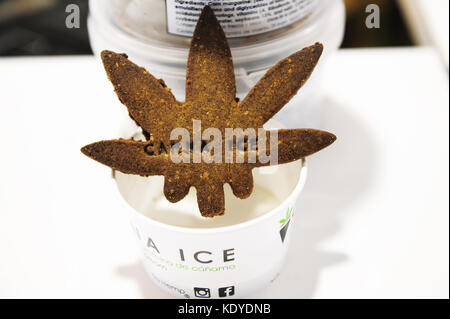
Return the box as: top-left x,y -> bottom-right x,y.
279,207 -> 293,243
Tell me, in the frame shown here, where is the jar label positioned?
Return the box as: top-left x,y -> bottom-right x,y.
166,0 -> 318,38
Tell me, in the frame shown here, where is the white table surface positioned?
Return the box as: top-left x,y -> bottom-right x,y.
0,47 -> 448,299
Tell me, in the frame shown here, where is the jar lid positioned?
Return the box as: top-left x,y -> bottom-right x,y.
89,0 -> 345,76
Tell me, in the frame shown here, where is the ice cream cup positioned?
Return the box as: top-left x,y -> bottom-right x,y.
114,158 -> 307,299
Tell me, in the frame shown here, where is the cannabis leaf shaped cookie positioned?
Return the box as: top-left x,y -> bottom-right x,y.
81,6 -> 336,217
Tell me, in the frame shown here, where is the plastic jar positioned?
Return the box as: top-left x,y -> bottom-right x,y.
88,0 -> 345,129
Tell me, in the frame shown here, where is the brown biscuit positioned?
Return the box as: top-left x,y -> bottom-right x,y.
81,6 -> 336,217
229,43 -> 324,129
81,139 -> 168,176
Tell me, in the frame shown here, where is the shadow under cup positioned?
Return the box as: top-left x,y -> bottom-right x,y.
115,159 -> 307,299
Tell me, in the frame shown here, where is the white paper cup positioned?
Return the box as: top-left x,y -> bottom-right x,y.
114,159 -> 307,299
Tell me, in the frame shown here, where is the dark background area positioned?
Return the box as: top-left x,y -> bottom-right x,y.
0,0 -> 90,55
0,0 -> 413,57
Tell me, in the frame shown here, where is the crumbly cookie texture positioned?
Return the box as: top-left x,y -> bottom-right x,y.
81,6 -> 336,217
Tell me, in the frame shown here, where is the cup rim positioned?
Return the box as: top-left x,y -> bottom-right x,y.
114,159 -> 308,234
